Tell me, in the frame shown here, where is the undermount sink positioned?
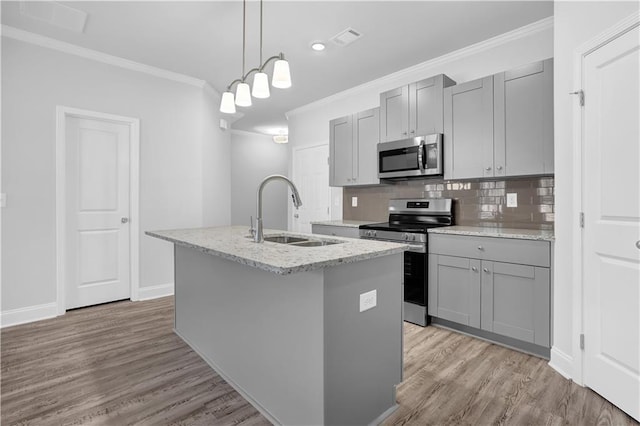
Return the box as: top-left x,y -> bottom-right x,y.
263,235 -> 343,247
264,235 -> 309,244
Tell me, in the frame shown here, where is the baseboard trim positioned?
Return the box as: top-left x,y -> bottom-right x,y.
549,346 -> 573,380
138,283 -> 174,301
175,329 -> 282,425
1,302 -> 58,328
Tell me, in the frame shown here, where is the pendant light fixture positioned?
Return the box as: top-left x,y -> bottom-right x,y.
219,0 -> 292,113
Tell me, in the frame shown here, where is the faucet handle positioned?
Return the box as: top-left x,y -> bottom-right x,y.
249,216 -> 256,238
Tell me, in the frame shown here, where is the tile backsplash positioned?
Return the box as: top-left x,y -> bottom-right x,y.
343,176 -> 554,230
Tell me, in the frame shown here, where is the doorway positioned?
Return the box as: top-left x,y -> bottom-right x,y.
291,144 -> 330,233
56,107 -> 140,313
576,18 -> 639,421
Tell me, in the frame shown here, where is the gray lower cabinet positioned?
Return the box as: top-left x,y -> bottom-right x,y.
312,224 -> 360,239
428,233 -> 551,351
329,108 -> 380,187
428,254 -> 481,328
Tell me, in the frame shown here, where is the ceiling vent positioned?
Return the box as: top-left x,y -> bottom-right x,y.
330,28 -> 362,47
19,1 -> 88,33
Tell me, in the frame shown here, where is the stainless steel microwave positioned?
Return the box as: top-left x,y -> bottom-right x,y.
377,134 -> 443,179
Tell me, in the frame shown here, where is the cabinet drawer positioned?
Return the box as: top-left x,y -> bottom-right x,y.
429,233 -> 550,267
312,224 -> 360,239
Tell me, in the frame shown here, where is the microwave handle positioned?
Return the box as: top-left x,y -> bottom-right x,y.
417,140 -> 425,172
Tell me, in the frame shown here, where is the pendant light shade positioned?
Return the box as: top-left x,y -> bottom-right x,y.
220,91 -> 236,114
252,72 -> 270,98
235,82 -> 252,107
272,59 -> 292,89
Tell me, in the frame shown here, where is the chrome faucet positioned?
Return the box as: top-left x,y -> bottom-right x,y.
251,174 -> 303,243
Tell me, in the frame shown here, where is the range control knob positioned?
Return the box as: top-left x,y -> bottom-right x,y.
372,230 -> 377,237
366,230 -> 373,237
404,233 -> 409,241
411,235 -> 417,241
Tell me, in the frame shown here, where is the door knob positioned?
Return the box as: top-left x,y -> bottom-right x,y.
121,217 -> 129,224
636,240 -> 640,249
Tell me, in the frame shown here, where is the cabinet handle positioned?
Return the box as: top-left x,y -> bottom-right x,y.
471,266 -> 478,272
477,245 -> 484,251
121,217 -> 129,224
497,166 -> 503,171
483,268 -> 490,273
410,130 -> 415,134
636,240 -> 640,249
485,166 -> 492,171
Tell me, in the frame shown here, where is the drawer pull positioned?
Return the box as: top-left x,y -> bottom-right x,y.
471,266 -> 478,272
477,245 -> 484,251
483,268 -> 490,273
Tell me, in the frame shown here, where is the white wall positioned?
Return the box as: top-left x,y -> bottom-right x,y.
1,37 -> 231,318
551,1 -> 639,380
287,19 -> 554,221
230,131 -> 288,231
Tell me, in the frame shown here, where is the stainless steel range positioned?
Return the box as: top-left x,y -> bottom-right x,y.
359,198 -> 453,326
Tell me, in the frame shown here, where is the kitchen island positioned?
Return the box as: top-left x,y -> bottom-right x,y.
147,226 -> 408,425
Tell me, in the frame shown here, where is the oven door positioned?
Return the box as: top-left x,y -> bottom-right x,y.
403,248 -> 427,306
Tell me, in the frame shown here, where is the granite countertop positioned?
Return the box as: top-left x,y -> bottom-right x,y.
310,220 -> 379,228
428,225 -> 555,241
146,226 -> 408,275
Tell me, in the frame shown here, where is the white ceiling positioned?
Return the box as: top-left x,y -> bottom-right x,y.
1,1 -> 553,135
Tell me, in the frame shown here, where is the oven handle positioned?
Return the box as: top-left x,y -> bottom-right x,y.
417,140 -> 425,172
360,236 -> 426,253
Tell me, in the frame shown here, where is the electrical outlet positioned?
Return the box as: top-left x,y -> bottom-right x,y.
351,196 -> 358,207
507,193 -> 518,208
359,289 -> 377,312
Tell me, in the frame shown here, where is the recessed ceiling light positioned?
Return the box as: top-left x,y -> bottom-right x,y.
311,42 -> 326,51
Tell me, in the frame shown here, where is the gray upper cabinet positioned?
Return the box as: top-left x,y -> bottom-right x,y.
444,58 -> 554,180
380,74 -> 455,143
443,76 -> 494,180
354,108 -> 380,186
329,115 -> 354,186
379,86 -> 409,142
329,108 -> 380,187
494,58 -> 554,176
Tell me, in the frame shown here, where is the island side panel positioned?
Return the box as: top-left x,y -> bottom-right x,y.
174,245 -> 325,425
323,253 -> 403,425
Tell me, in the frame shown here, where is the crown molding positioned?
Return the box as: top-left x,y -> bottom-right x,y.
287,16 -> 554,117
1,25 -> 207,88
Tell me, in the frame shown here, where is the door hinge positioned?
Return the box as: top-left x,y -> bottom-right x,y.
580,334 -> 585,350
570,90 -> 585,106
579,212 -> 585,228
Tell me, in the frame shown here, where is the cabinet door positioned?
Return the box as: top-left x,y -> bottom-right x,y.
329,115 -> 354,187
409,75 -> 454,136
494,58 -> 554,176
380,86 -> 409,142
480,261 -> 550,347
428,254 -> 481,327
444,76 -> 494,179
354,108 -> 380,185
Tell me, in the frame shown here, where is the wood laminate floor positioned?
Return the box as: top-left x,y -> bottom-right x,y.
2,297 -> 637,425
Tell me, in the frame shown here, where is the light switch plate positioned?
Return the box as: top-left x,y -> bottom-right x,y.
507,193 -> 518,208
0,193 -> 6,208
359,289 -> 377,312
351,196 -> 358,207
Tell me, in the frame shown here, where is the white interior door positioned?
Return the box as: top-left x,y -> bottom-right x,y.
291,144 -> 330,233
65,116 -> 131,309
582,24 -> 639,421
